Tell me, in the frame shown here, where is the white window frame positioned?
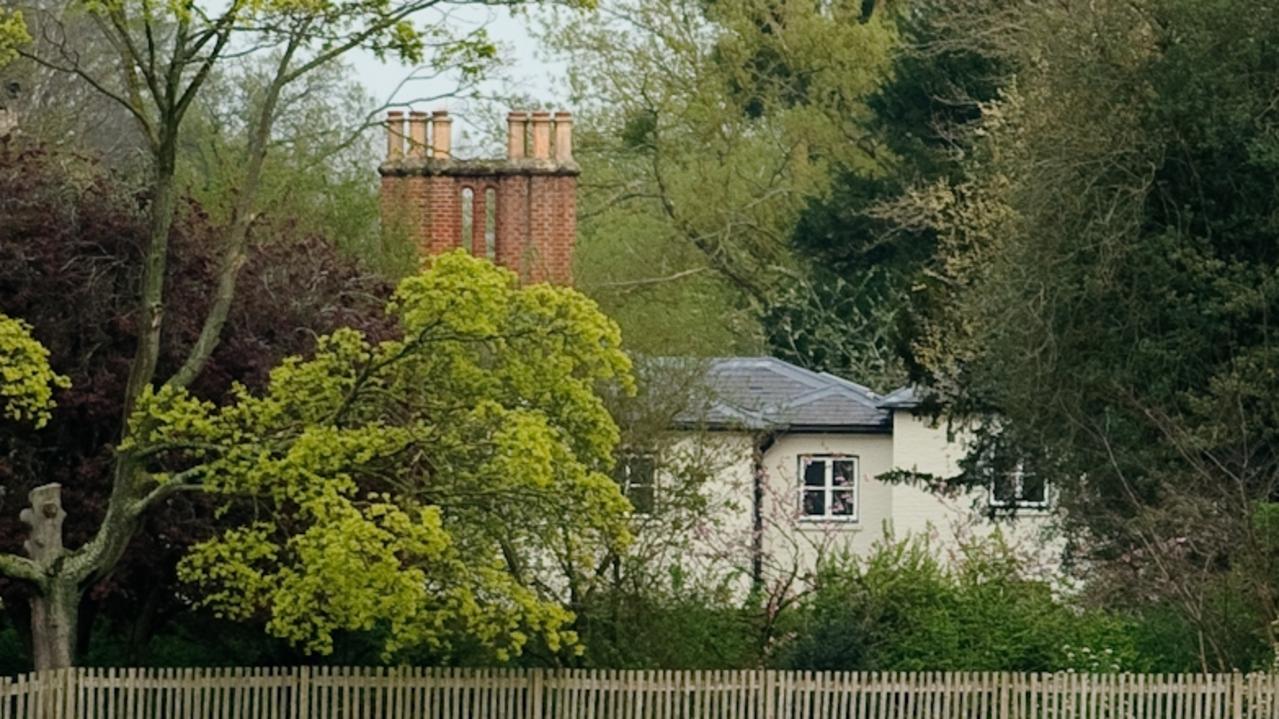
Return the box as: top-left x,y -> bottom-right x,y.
797,454 -> 859,523
988,462 -> 1050,510
617,451 -> 657,515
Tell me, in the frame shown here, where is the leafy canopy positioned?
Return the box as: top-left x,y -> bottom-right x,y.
898,0 -> 1279,669
122,251 -> 634,660
0,10 -> 27,66
0,314 -> 68,429
544,0 -> 895,358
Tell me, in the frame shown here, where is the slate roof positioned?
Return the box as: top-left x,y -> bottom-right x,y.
677,357 -> 891,432
877,385 -> 921,409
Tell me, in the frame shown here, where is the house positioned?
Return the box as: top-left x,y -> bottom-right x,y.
612,357 -> 1059,589
377,110 -> 1058,587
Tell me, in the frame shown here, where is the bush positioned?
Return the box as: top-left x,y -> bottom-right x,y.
575,578 -> 762,669
774,534 -> 1143,672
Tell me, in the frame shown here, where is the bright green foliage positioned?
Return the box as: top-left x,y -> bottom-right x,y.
125,252 -> 634,660
0,9 -> 27,67
0,313 -> 68,429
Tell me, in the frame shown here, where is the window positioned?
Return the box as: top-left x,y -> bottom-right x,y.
616,452 -> 657,514
484,188 -> 497,259
799,455 -> 858,521
460,187 -> 474,253
990,462 -> 1048,509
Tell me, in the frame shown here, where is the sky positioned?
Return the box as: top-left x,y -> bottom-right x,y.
348,6 -> 569,153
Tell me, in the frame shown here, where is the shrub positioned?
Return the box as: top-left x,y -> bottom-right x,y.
775,534 -> 1142,672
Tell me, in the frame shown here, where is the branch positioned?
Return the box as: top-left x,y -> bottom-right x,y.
279,0 -> 444,85
130,475 -> 207,516
15,42 -> 157,144
0,552 -> 43,586
167,29 -> 301,389
590,267 -> 708,294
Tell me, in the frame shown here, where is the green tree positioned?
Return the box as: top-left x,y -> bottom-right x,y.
0,0 -> 579,670
0,11 -> 28,67
897,0 -> 1279,670
3,251 -> 635,666
177,57 -> 422,278
541,0 -> 895,359
767,0 -> 1003,387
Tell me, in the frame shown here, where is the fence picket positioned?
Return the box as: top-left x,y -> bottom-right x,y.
6,666 -> 1279,719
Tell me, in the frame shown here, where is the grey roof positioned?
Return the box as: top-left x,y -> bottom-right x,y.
877,386 -> 921,409
677,357 -> 890,432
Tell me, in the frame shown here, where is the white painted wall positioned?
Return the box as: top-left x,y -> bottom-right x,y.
886,409 -> 1061,575
661,409 -> 1064,591
756,432 -> 895,576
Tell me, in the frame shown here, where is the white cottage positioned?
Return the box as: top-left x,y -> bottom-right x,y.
626,357 -> 1058,588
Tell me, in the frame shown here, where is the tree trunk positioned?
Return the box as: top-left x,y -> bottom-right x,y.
29,577 -> 78,671
19,483 -> 78,671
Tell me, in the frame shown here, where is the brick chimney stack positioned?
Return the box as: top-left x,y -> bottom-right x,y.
379,108 -> 580,285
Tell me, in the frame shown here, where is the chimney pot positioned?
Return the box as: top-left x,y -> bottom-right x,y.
431,110 -> 452,159
531,111 -> 552,160
385,111 -> 405,162
408,111 -> 428,159
507,111 -> 529,160
554,111 -> 573,163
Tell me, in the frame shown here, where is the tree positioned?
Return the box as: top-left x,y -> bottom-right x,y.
0,0 -> 579,670
0,141 -> 398,666
766,0 -> 1003,387
897,0 -> 1279,670
0,10 -> 29,68
540,0 -> 895,360
3,248 -> 635,667
176,57 -> 418,279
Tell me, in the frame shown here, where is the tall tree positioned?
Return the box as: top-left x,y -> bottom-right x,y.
899,0 -> 1279,670
767,0 -> 1002,387
541,0 -> 896,360
0,0 -> 584,669
0,142 -> 396,665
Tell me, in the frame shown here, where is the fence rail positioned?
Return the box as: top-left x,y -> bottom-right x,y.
2,667 -> 1277,719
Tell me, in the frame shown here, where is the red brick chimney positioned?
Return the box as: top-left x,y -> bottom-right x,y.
379,108 -> 579,285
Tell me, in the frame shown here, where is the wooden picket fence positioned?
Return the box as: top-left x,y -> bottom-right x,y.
2,668 -> 1279,719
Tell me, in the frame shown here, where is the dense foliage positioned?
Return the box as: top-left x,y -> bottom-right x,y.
544,0 -> 894,362
0,0 -> 563,670
156,250 -> 634,660
0,142 -> 393,664
0,314 -> 66,429
897,0 -> 1279,669
776,537 -> 1140,672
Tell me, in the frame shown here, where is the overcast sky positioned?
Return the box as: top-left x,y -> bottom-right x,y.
347,6 -> 569,152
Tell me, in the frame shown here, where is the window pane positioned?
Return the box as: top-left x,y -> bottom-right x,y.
802,489 -> 826,516
1021,473 -> 1047,503
484,188 -> 497,259
614,452 -> 657,513
830,488 -> 856,516
628,483 -> 656,514
631,455 -> 656,486
832,460 -> 856,488
992,473 -> 1016,503
803,458 -> 826,487
460,188 -> 474,254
